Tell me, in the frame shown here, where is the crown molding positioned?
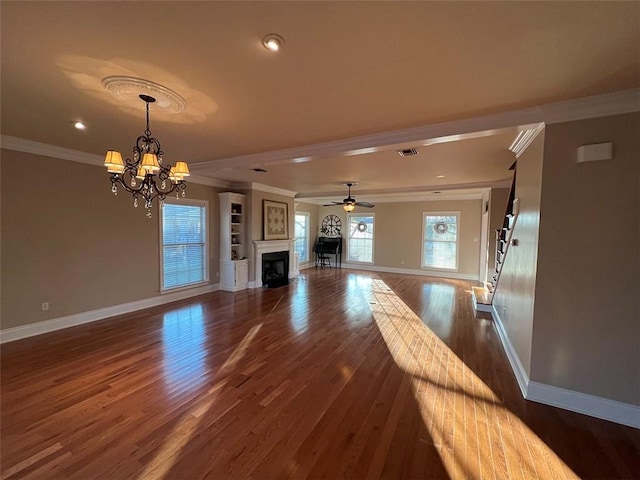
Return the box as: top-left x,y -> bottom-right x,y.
541,88 -> 640,125
299,188 -> 490,205
0,135 -> 230,189
231,182 -> 297,198
4,88 -> 638,192
363,192 -> 484,203
191,88 -> 640,175
1,135 -> 104,165
509,123 -> 545,158
297,180 -> 510,205
188,175 -> 231,189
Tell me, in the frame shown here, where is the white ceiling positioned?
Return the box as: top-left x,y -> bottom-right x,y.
1,2 -> 638,201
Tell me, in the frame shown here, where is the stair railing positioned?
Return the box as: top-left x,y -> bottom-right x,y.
489,197 -> 519,301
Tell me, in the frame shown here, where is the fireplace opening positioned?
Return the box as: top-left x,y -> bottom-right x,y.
262,251 -> 289,288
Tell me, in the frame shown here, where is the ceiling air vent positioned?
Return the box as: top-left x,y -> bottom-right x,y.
397,148 -> 419,157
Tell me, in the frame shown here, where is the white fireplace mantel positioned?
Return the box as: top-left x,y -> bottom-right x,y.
253,240 -> 298,288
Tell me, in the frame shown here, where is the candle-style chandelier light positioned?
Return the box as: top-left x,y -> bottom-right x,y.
103,94 -> 190,218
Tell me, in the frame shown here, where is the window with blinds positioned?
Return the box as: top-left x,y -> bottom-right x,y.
161,200 -> 208,291
294,212 -> 310,262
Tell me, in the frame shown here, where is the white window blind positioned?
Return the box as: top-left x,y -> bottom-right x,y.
161,202 -> 208,290
294,213 -> 310,262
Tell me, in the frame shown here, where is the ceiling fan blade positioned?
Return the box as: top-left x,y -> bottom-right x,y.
322,202 -> 345,206
355,201 -> 375,208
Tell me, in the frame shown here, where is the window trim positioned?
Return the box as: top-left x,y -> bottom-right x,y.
159,198 -> 209,293
294,211 -> 310,263
347,212 -> 375,265
421,211 -> 460,271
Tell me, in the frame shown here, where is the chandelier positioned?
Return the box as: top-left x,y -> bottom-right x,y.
103,94 -> 190,218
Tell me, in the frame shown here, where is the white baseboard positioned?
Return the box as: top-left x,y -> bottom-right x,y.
491,305 -> 530,397
0,283 -> 219,344
490,306 -> 639,429
219,283 -> 248,292
527,381 -> 640,429
475,302 -> 493,313
341,263 -> 478,281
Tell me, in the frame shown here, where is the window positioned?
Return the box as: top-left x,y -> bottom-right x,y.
161,200 -> 208,290
347,214 -> 374,263
294,212 -> 310,262
422,212 -> 459,270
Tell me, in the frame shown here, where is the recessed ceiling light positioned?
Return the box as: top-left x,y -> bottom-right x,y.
436,175 -> 445,178
262,34 -> 284,52
74,121 -> 86,130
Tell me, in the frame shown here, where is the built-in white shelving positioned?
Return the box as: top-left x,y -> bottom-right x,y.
219,192 -> 248,291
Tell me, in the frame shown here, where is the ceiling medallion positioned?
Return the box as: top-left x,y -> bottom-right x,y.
102,76 -> 187,114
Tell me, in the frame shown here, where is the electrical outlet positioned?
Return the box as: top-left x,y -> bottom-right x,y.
41,302 -> 49,311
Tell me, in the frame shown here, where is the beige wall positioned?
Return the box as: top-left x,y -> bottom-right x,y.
1,149 -> 222,330
532,113 -> 639,404
492,131 -> 545,377
294,201 -> 319,265
318,198 -> 482,277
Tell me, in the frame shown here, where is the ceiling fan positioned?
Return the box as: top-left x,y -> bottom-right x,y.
324,183 -> 375,212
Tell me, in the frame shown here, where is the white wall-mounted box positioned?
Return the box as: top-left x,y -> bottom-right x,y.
577,142 -> 613,163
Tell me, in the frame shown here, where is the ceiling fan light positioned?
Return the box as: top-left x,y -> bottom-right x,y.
343,203 -> 355,212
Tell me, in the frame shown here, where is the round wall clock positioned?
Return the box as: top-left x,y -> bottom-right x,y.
321,214 -> 342,237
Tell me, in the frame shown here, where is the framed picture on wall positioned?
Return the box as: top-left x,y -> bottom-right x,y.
263,200 -> 289,240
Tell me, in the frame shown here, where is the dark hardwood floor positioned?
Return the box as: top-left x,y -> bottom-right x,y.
1,268 -> 638,479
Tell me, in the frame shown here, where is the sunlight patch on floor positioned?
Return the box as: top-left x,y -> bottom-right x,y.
367,278 -> 577,480
289,277 -> 309,333
139,321 -> 263,480
162,305 -> 207,393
